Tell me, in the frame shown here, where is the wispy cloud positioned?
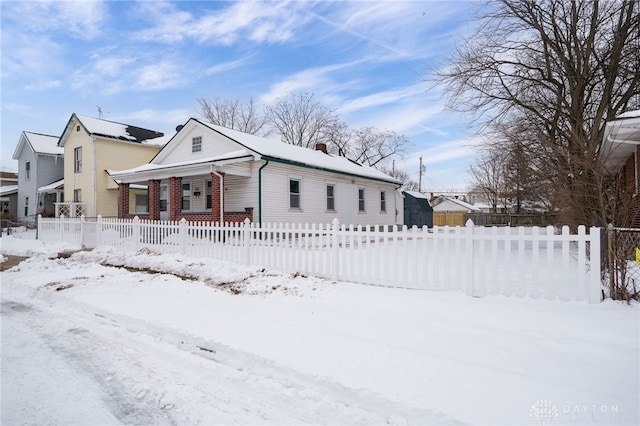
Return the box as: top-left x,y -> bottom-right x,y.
24,80 -> 62,91
133,62 -> 186,91
205,56 -> 253,76
133,1 -> 310,46
3,0 -> 107,40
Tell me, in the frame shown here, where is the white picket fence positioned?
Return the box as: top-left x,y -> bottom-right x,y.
38,215 -> 602,303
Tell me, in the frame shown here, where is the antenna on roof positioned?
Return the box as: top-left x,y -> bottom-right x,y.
97,106 -> 109,119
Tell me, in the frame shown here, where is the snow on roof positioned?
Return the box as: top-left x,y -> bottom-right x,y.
0,185 -> 18,196
404,190 -> 429,199
435,197 -> 479,211
37,179 -> 64,193
200,120 -> 400,184
24,132 -> 63,155
111,150 -> 252,176
75,114 -> 165,145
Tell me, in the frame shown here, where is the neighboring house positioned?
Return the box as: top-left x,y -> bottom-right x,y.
600,110 -> 640,227
403,190 -> 433,228
12,131 -> 64,222
0,171 -> 19,221
57,113 -> 167,218
110,118 -> 403,225
432,197 -> 480,213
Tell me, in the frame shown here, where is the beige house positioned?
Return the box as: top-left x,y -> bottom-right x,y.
57,113 -> 167,218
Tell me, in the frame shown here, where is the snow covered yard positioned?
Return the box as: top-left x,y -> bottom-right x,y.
1,231 -> 638,425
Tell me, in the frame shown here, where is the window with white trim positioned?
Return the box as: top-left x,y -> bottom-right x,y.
326,183 -> 335,211
192,136 -> 202,153
358,188 -> 366,212
73,189 -> 82,202
289,178 -> 301,209
24,196 -> 29,217
380,189 -> 386,213
25,162 -> 31,180
182,183 -> 191,210
74,147 -> 82,173
160,185 -> 168,212
206,180 -> 212,209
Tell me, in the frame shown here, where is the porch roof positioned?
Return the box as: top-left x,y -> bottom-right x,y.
37,179 -> 64,193
108,149 -> 253,183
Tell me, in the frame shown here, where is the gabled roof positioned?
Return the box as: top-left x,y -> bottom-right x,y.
403,190 -> 430,200
0,185 -> 18,196
114,118 -> 401,185
193,119 -> 401,184
12,131 -> 63,159
58,113 -> 166,147
600,110 -> 640,172
433,197 -> 479,212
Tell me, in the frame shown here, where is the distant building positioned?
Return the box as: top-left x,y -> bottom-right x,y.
0,171 -> 19,221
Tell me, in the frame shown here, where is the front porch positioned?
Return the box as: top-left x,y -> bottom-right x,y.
117,172 -> 254,223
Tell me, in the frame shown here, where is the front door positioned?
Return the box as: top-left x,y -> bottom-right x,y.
160,184 -> 169,220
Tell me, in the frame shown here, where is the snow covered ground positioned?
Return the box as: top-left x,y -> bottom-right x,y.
1,231 -> 638,425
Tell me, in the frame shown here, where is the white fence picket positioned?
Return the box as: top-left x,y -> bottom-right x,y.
37,215 -> 602,303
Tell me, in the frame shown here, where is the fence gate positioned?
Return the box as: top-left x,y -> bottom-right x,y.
606,226 -> 640,301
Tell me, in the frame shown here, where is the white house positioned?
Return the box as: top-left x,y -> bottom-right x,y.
12,131 -> 64,222
110,118 -> 404,225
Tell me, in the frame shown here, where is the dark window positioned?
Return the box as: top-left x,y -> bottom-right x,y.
24,196 -> 29,216
380,190 -> 386,213
206,180 -> 212,209
25,162 -> 31,179
358,188 -> 365,212
74,147 -> 82,173
326,184 -> 335,211
290,179 -> 301,209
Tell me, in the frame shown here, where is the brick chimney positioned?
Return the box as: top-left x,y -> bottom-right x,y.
315,143 -> 328,154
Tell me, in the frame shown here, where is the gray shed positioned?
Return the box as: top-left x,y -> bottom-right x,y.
403,191 -> 433,228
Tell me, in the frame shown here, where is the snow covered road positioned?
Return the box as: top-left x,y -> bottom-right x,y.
1,268 -> 452,425
1,233 -> 639,425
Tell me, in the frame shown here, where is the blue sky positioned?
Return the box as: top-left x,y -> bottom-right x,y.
1,0 -> 481,192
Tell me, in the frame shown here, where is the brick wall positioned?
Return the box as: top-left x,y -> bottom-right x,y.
621,147 -> 640,227
211,172 -> 224,222
148,179 -> 160,221
169,176 -> 182,221
118,183 -> 130,217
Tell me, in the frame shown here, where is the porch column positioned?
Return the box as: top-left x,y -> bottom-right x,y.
148,179 -> 161,221
211,172 -> 225,223
169,176 -> 182,221
118,183 -> 130,218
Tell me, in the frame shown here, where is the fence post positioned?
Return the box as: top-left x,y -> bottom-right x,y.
59,214 -> 65,243
179,218 -> 187,255
331,218 -> 340,280
465,219 -> 475,297
97,215 -> 103,248
37,214 -> 42,240
606,223 -> 615,300
133,216 -> 140,252
80,214 -> 86,248
243,218 -> 251,265
590,226 -> 602,303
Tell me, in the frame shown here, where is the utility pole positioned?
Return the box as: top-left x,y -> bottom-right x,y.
419,156 -> 423,192
97,106 -> 103,119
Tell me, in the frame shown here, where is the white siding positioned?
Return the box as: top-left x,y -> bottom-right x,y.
154,122 -> 240,166
16,146 -> 37,222
260,162 -> 400,226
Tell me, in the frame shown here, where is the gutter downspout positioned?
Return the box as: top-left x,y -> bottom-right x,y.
211,166 -> 224,223
258,159 -> 269,225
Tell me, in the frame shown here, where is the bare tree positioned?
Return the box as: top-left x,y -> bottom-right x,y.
348,127 -> 411,168
437,0 -> 640,226
264,92 -> 339,148
468,149 -> 508,213
197,97 -> 270,136
379,166 -> 419,191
